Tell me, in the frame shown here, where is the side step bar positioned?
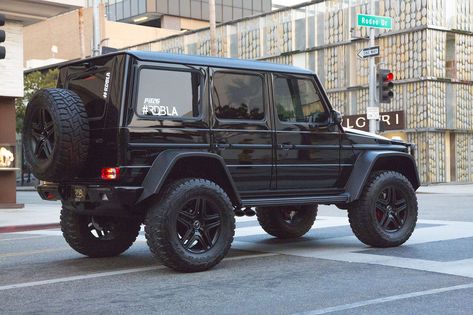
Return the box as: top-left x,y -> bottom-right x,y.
241,193 -> 350,207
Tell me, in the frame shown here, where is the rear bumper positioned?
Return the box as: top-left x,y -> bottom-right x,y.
37,183 -> 144,215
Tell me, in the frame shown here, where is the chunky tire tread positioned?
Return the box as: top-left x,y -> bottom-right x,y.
348,171 -> 418,248
256,205 -> 318,239
145,178 -> 235,272
23,88 -> 89,181
60,206 -> 141,258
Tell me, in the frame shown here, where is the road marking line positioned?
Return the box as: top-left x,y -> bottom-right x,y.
0,248 -> 68,258
0,235 -> 52,242
295,282 -> 473,315
0,253 -> 278,291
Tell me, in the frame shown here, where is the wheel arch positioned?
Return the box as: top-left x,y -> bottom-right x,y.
138,150 -> 241,206
345,151 -> 420,202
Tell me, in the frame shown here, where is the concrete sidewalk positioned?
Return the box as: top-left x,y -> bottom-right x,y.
416,183 -> 473,194
0,183 -> 471,232
0,192 -> 61,232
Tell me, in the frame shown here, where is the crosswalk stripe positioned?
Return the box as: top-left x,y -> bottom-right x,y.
0,253 -> 278,291
296,282 -> 473,315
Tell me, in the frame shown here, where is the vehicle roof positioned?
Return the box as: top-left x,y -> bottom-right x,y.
63,50 -> 314,75
128,51 -> 313,74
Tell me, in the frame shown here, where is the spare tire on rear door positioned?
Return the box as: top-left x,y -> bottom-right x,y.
23,88 -> 90,181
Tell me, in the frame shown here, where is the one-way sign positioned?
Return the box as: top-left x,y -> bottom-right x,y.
357,46 -> 380,59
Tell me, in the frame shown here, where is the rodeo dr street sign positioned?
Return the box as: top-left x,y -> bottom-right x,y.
357,14 -> 393,29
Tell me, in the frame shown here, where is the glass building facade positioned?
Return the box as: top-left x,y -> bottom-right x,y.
89,0 -> 272,23
125,0 -> 473,184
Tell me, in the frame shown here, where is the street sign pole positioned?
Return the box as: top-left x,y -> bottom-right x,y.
92,0 -> 100,56
356,8 -> 392,133
368,0 -> 378,134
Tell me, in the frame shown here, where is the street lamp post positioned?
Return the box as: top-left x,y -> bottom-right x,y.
92,0 -> 101,56
209,0 -> 217,56
368,0 -> 377,134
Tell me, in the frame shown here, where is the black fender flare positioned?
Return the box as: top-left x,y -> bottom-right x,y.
345,151 -> 420,203
137,150 -> 241,204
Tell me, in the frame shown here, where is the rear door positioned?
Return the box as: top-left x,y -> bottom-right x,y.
62,56 -> 119,179
273,73 -> 341,192
126,62 -> 209,184
210,69 -> 273,193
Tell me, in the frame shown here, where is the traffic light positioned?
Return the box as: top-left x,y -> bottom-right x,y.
377,69 -> 394,103
0,14 -> 5,59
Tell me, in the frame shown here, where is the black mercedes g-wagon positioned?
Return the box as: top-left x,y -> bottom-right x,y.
23,51 -> 420,272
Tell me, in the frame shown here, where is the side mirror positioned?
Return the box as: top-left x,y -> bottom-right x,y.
331,110 -> 342,125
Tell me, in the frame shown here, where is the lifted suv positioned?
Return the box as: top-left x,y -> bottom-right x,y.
23,51 -> 420,272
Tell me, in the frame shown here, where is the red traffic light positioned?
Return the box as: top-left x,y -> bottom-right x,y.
385,72 -> 394,81
0,14 -> 5,60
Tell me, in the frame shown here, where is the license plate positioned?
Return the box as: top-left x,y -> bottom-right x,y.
73,186 -> 87,201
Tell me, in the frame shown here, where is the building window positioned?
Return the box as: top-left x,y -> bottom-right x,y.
213,72 -> 265,120
446,33 -> 456,79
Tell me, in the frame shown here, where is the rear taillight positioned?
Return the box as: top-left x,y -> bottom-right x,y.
101,167 -> 120,180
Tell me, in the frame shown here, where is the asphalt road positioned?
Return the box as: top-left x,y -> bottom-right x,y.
0,192 -> 472,314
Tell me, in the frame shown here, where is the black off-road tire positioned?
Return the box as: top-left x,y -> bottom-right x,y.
145,178 -> 235,272
348,171 -> 418,247
256,205 -> 318,239
23,88 -> 89,181
60,206 -> 141,258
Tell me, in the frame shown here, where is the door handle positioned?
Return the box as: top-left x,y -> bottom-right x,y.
279,143 -> 294,150
215,142 -> 231,149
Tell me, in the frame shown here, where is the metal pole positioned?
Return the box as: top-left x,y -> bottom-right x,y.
368,0 -> 377,134
78,8 -> 86,59
92,0 -> 101,56
209,0 -> 217,56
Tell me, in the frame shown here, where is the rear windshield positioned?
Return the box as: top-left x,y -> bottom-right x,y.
66,69 -> 110,120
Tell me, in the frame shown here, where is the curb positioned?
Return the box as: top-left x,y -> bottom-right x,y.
16,187 -> 37,192
0,223 -> 60,234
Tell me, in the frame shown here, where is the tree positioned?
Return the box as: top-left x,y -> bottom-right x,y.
15,69 -> 59,133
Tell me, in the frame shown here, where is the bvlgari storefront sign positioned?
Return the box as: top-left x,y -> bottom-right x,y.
0,146 -> 15,169
342,110 -> 405,131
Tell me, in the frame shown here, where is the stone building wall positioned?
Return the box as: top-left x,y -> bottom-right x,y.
127,0 -> 473,184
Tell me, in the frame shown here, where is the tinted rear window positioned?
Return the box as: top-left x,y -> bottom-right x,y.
67,70 -> 110,119
136,68 -> 202,119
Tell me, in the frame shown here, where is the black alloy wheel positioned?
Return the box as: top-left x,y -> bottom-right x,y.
60,206 -> 141,258
176,198 -> 222,254
256,205 -> 318,239
375,186 -> 408,233
348,171 -> 418,248
23,89 -> 89,181
87,216 -> 120,241
281,209 -> 304,225
30,108 -> 55,160
145,178 -> 235,272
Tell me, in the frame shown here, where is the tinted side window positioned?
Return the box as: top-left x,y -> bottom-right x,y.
136,68 -> 201,118
213,72 -> 265,120
274,76 -> 327,123
68,70 -> 109,119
